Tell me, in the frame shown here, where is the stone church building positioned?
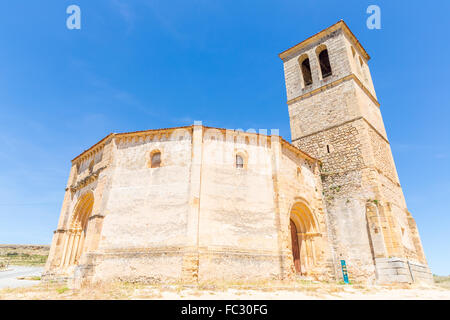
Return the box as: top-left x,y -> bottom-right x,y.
44,21 -> 432,285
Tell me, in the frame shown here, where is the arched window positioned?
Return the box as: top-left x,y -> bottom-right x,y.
300,57 -> 313,86
318,48 -> 332,78
236,154 -> 244,169
151,151 -> 161,168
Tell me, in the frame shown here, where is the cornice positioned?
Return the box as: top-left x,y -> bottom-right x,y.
292,115 -> 389,145
68,166 -> 106,193
286,73 -> 380,108
279,20 -> 370,61
71,125 -> 320,166
71,126 -> 193,164
279,137 -> 319,163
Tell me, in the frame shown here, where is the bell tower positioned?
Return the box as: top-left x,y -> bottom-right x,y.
279,21 -> 432,283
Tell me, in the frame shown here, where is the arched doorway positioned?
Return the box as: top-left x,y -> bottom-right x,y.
60,192 -> 94,267
289,201 -> 320,275
290,219 -> 301,273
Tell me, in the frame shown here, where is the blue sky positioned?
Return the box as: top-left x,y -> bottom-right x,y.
0,1 -> 448,275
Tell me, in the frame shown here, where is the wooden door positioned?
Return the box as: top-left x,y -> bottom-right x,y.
290,219 -> 301,274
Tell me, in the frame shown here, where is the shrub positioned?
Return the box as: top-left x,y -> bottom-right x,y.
56,287 -> 69,294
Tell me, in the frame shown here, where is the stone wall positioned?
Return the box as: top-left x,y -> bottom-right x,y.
196,130 -> 280,282
100,134 -> 192,249
44,126 -> 334,285
375,257 -> 433,283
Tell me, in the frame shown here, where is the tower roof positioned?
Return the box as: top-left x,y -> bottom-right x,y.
278,20 -> 370,61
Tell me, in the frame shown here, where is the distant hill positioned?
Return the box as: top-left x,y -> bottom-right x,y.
0,244 -> 50,268
434,275 -> 450,289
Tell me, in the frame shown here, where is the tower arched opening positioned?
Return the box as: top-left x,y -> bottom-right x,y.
316,46 -> 332,79
298,54 -> 313,86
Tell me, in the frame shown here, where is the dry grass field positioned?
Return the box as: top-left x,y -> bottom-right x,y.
0,245 -> 49,269
433,275 -> 450,289
0,278 -> 449,300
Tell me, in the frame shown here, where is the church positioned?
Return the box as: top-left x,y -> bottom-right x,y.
43,21 -> 432,286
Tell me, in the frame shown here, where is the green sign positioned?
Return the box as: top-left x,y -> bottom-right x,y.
340,260 -> 349,284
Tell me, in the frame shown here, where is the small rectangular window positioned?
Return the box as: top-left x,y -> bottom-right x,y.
151,152 -> 161,168
236,155 -> 244,168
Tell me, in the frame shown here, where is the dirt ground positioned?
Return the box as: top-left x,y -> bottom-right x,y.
0,266 -> 44,289
1,280 -> 449,300
1,246 -> 448,300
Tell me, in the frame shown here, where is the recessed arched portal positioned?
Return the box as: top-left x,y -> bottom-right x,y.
60,192 -> 94,267
289,201 -> 320,276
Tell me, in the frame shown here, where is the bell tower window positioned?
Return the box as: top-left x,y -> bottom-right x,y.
318,48 -> 332,78
299,55 -> 313,86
